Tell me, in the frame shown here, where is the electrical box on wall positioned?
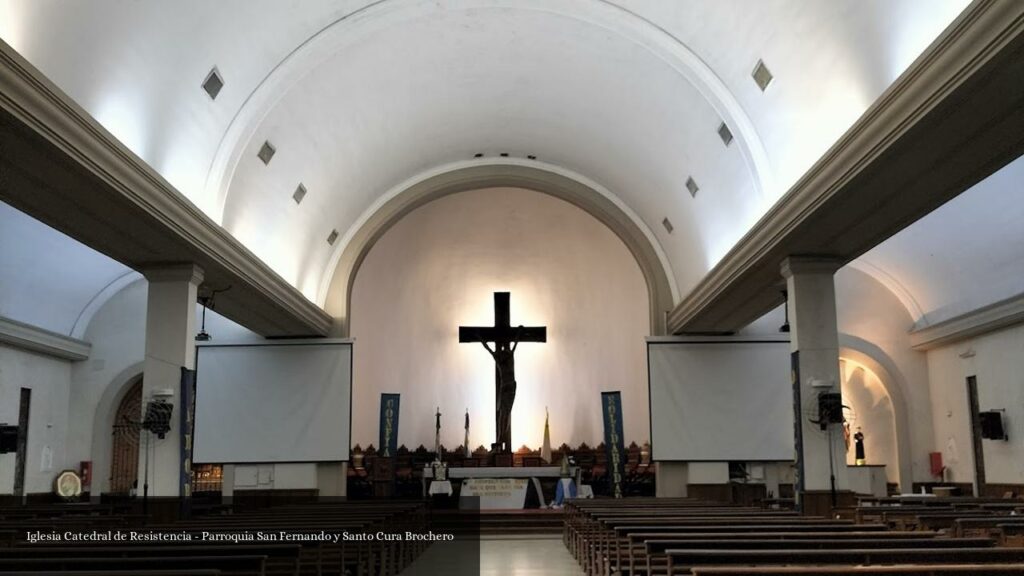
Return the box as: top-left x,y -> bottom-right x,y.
979,410 -> 1008,441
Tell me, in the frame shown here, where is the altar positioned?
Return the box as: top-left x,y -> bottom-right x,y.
421,465 -> 582,509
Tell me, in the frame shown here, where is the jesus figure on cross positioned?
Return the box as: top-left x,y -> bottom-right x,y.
480,327 -> 522,453
460,292 -> 547,453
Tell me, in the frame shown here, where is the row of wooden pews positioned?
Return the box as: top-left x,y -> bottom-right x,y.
565,496 -> 1024,576
0,499 -> 429,576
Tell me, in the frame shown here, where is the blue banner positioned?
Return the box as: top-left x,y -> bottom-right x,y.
602,391 -> 626,498
180,367 -> 196,517
379,394 -> 401,457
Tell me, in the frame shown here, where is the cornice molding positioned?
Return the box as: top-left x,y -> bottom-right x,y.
0,40 -> 332,337
0,316 -> 91,361
910,292 -> 1024,351
668,0 -> 1024,334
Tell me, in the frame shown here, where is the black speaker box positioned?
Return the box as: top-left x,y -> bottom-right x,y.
980,411 -> 1006,440
818,392 -> 844,425
0,425 -> 18,454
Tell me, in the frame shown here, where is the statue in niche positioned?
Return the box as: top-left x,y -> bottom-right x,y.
854,427 -> 866,466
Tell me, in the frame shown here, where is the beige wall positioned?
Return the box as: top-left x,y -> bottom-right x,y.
927,322 -> 1024,486
841,358 -> 899,484
350,187 -> 650,450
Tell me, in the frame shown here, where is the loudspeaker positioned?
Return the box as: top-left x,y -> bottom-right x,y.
818,393 -> 844,427
980,411 -> 1006,440
0,425 -> 17,454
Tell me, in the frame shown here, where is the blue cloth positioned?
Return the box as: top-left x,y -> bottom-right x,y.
554,478 -> 577,505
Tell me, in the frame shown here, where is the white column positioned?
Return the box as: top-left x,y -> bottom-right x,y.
780,257 -> 848,500
138,264 -> 203,497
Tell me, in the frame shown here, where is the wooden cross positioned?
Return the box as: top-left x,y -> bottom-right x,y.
459,292 -> 546,452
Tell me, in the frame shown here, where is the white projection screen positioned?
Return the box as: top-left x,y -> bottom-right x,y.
193,341 -> 352,463
648,340 -> 793,461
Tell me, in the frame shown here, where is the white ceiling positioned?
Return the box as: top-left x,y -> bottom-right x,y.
3,0 -> 1018,335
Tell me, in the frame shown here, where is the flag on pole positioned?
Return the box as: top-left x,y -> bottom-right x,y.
464,409 -> 471,457
541,407 -> 552,463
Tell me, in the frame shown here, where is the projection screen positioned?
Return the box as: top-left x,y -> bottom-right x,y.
648,339 -> 792,461
193,341 -> 352,463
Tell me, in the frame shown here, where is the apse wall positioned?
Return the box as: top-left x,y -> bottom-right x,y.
840,358 -> 899,484
349,187 -> 650,450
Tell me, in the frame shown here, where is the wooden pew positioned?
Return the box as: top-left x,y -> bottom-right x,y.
0,555 -> 268,576
663,547 -> 1024,576
689,566 -> 1024,576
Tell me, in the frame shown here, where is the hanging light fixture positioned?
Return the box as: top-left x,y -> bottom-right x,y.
196,295 -> 212,341
779,290 -> 791,333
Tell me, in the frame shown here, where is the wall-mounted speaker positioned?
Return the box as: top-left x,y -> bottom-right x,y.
980,410 -> 1007,440
0,425 -> 17,453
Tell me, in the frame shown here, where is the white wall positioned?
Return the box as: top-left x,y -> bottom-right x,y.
350,187 -> 651,450
0,344 -> 71,494
927,323 -> 1024,486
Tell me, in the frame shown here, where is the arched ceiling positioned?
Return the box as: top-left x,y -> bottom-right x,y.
5,0 -> 1013,336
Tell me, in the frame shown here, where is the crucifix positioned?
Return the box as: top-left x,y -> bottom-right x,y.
459,292 -> 546,453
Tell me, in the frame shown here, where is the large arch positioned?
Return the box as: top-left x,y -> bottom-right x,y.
88,362 -> 144,496
840,335 -> 914,493
322,163 -> 676,336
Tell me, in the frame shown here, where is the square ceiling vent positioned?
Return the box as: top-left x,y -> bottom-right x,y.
662,217 -> 674,234
202,67 -> 224,100
257,141 -> 276,165
752,59 -> 774,92
326,229 -> 339,245
293,183 -> 307,204
717,122 -> 734,146
686,176 -> 700,198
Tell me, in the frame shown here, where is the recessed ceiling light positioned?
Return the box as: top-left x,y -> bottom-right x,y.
717,122 -> 734,146
257,141 -> 276,165
662,217 -> 674,234
202,67 -> 224,100
326,229 -> 339,245
686,176 -> 700,198
293,183 -> 307,205
752,59 -> 773,92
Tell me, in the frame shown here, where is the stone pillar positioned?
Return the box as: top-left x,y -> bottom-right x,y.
780,257 -> 848,510
138,264 -> 203,497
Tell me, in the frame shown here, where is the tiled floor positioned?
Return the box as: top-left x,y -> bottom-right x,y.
401,535 -> 584,575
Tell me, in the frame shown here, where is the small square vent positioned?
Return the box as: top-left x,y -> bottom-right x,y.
257,141 -> 276,165
662,217 -> 674,234
752,59 -> 773,92
717,122 -> 734,146
202,67 -> 224,100
326,229 -> 339,245
686,176 -> 700,198
293,183 -> 307,205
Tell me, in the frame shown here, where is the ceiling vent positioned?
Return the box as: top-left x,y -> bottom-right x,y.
257,141 -> 276,165
527,155 -> 537,160
499,152 -> 509,157
752,59 -> 773,92
293,183 -> 307,205
686,176 -> 700,198
474,153 -> 484,158
662,217 -> 674,234
717,122 -> 734,146
326,229 -> 339,245
202,68 -> 224,100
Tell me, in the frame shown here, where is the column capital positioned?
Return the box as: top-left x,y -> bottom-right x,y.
780,256 -> 843,279
141,263 -> 205,285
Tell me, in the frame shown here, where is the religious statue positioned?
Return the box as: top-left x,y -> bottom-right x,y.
479,330 -> 522,454
854,427 -> 866,466
459,292 -> 547,453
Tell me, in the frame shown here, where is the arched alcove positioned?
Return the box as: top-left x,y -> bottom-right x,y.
348,187 -> 651,449
322,164 -> 675,337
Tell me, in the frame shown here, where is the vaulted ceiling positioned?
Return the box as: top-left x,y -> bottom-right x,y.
3,0 -> 1018,337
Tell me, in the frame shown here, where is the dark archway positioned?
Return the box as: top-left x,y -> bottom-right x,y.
108,378 -> 142,495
